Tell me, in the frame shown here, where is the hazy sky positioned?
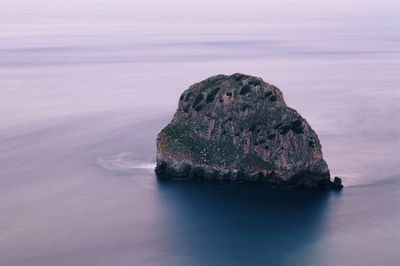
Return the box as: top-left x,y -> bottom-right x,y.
1,0 -> 399,20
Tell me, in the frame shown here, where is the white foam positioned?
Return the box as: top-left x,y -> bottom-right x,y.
96,152 -> 155,173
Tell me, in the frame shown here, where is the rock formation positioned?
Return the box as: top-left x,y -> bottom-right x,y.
155,73 -> 342,188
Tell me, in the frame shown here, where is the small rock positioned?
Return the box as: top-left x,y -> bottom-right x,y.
333,176 -> 343,189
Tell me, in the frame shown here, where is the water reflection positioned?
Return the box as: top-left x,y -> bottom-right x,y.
154,178 -> 339,265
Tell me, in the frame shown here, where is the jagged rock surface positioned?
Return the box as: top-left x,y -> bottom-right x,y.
156,73 -> 342,188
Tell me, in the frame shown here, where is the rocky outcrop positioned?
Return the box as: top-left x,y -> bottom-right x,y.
155,73 -> 342,188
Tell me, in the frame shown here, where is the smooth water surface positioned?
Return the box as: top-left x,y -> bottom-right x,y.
0,0 -> 399,265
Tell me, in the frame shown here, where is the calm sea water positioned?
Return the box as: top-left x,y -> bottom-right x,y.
1,1 -> 399,265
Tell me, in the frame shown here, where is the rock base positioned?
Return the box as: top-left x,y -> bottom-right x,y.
155,159 -> 342,189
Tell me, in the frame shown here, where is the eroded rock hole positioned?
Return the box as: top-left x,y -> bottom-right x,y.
206,87 -> 221,103
239,85 -> 251,95
291,119 -> 304,134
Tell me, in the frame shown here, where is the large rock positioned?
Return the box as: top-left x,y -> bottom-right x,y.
155,73 -> 342,188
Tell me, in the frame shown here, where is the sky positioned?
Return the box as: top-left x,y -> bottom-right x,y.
0,0 -> 399,20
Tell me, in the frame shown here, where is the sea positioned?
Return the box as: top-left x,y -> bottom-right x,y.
0,0 -> 399,265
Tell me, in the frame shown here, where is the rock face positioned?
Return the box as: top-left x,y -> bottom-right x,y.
156,73 -> 342,188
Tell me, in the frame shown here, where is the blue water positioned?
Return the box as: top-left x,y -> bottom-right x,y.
0,1 -> 399,265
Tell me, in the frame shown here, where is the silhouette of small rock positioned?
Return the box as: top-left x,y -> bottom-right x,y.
333,176 -> 343,188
